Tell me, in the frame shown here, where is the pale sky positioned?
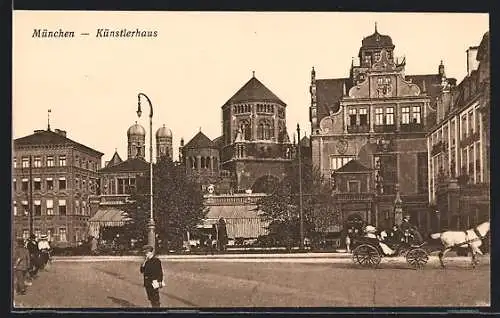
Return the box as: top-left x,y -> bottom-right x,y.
12,11 -> 489,164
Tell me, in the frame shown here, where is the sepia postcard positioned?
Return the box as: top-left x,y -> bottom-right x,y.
11,10 -> 490,311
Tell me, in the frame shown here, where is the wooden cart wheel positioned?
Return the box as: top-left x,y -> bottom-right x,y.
352,244 -> 381,268
406,248 -> 429,269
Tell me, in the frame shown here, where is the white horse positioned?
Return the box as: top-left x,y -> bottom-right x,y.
430,221 -> 490,268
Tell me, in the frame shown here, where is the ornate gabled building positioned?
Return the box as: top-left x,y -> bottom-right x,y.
427,31 -> 490,231
309,26 -> 455,233
12,127 -> 103,247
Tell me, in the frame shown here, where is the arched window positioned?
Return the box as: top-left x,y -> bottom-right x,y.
206,157 -> 211,170
239,120 -> 250,140
213,157 -> 218,169
201,157 -> 206,169
190,157 -> 196,169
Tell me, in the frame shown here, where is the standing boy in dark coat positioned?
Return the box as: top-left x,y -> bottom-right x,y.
13,238 -> 30,295
139,245 -> 164,307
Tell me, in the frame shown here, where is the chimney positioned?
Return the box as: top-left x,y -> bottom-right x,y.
466,46 -> 479,76
54,129 -> 67,137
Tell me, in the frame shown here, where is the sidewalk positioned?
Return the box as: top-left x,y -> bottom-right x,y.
51,250 -> 487,262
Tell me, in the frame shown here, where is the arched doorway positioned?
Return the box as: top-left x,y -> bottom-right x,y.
251,175 -> 280,194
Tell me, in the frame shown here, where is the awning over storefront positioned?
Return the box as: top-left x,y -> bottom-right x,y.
88,207 -> 132,239
197,205 -> 268,239
89,207 -> 132,227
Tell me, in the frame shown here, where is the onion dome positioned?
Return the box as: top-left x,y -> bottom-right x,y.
155,124 -> 173,138
127,121 -> 146,136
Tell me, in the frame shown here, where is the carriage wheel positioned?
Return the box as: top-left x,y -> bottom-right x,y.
398,246 -> 409,257
352,244 -> 381,268
406,248 -> 429,269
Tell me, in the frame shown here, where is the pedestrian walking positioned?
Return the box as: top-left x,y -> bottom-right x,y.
13,238 -> 30,295
26,234 -> 39,280
37,234 -> 51,270
139,245 -> 164,308
91,236 -> 98,255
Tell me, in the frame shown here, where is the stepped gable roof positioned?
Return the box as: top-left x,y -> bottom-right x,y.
14,129 -> 103,156
184,131 -> 216,149
99,157 -> 149,173
405,74 -> 456,107
226,76 -> 285,106
315,78 -> 350,120
335,159 -> 372,173
106,151 -> 123,168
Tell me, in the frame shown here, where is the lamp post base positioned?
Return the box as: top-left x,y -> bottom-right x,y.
147,219 -> 156,250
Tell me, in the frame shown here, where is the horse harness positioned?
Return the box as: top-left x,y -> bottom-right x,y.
460,226 -> 486,247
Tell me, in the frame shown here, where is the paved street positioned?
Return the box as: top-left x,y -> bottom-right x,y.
13,255 -> 490,308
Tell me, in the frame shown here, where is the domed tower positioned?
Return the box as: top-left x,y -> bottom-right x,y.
127,121 -> 146,160
350,23 -> 397,85
156,124 -> 173,161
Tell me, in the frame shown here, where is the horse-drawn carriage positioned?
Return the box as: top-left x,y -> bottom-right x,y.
351,225 -> 429,269
351,221 -> 490,270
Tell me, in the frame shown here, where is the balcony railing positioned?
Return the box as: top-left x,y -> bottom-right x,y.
204,193 -> 268,206
333,192 -> 374,201
347,125 -> 370,133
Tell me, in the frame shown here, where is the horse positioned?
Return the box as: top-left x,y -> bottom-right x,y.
430,221 -> 490,268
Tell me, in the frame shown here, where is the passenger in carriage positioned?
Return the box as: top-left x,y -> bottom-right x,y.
364,225 -> 395,255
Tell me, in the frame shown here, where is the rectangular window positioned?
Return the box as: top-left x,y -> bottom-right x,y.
450,120 -> 456,146
46,199 -> 54,215
461,148 -> 468,175
401,107 -> 410,124
82,201 -> 87,216
34,177 -> 41,191
468,146 -> 474,178
59,177 -> 66,190
58,199 -> 66,216
59,155 -> 66,166
47,156 -> 54,167
13,201 -> 17,216
13,179 -> 16,192
348,181 -> 361,193
59,228 -> 67,242
468,111 -> 474,135
329,156 -> 356,170
462,114 -> 467,140
475,142 -> 481,183
417,152 -> 428,193
375,108 -> 384,125
22,157 -> 29,168
348,108 -> 357,126
46,178 -> 54,190
22,200 -> 28,215
34,156 -> 41,168
13,158 -> 16,168
475,108 -> 480,134
412,106 -> 421,124
22,178 -> 28,191
34,200 -> 41,216
359,108 -> 368,126
75,200 -> 80,215
386,107 -> 394,125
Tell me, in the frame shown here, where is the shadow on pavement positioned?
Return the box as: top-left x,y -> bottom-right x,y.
107,296 -> 138,307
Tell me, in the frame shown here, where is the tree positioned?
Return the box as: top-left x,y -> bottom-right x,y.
256,155 -> 338,247
123,157 -> 208,250
153,157 -> 208,250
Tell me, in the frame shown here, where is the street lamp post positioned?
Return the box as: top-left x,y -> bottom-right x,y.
137,93 -> 155,250
393,183 -> 403,226
297,124 -> 304,250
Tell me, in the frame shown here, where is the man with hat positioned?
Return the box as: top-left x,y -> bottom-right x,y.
400,214 -> 423,244
26,234 -> 39,279
13,238 -> 30,295
139,245 -> 164,307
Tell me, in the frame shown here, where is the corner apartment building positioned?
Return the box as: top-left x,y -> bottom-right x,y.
12,127 -> 103,247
